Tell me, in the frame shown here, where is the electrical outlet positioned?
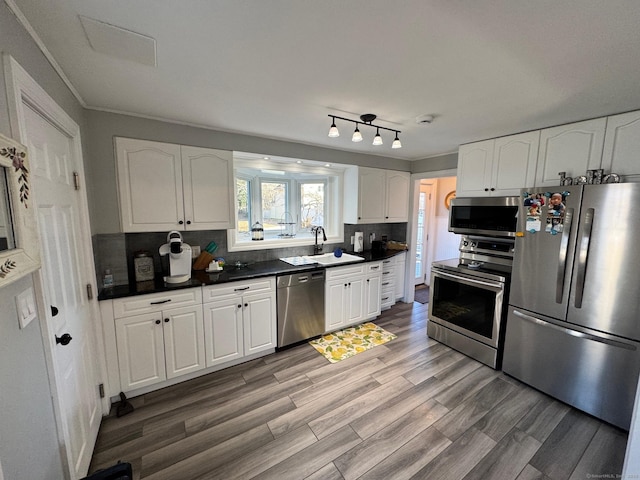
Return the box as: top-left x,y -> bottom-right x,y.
191,246 -> 201,258
350,236 -> 355,245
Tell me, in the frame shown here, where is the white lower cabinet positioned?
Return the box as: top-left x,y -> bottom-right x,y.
115,302 -> 205,391
394,252 -> 407,301
380,258 -> 396,310
325,262 -> 381,332
202,278 -> 276,367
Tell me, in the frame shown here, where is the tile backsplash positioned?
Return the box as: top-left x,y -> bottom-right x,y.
93,223 -> 407,287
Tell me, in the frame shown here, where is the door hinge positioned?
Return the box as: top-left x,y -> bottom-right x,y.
99,383 -> 105,398
73,171 -> 80,190
86,283 -> 93,300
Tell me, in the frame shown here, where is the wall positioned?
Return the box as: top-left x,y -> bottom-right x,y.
0,3 -> 87,478
411,152 -> 458,174
432,177 -> 460,262
84,110 -> 412,235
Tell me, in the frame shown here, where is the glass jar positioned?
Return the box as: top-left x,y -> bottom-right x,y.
251,221 -> 264,241
134,251 -> 155,282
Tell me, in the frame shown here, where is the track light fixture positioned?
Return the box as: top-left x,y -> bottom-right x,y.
327,113 -> 401,149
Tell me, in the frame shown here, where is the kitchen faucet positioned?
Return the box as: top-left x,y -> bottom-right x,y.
311,226 -> 327,254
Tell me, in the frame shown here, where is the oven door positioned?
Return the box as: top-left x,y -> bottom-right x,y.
428,267 -> 505,348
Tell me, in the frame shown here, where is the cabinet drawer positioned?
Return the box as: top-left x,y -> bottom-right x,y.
113,288 -> 202,318
367,262 -> 383,274
202,277 -> 275,303
326,264 -> 365,280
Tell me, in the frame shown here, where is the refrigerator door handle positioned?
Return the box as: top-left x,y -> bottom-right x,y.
574,208 -> 594,309
556,208 -> 574,304
512,309 -> 636,350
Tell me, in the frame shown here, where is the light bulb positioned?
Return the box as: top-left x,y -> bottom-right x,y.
392,134 -> 402,149
352,126 -> 363,142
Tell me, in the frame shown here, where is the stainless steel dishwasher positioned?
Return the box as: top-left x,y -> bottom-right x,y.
277,270 -> 325,347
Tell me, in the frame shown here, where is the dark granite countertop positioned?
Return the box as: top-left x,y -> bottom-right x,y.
98,249 -> 406,301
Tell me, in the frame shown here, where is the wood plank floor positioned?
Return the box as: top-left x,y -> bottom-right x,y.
90,301 -> 628,480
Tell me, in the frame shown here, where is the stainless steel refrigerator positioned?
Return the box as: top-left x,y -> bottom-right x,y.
503,183 -> 640,430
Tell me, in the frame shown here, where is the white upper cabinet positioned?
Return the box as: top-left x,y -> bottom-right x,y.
181,145 -> 235,230
457,140 -> 494,197
534,118 -> 606,187
116,137 -> 234,232
492,131 -> 539,193
457,132 -> 539,197
345,167 -> 410,223
601,110 -> 640,183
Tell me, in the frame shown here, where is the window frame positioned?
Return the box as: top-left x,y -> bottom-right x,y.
228,155 -> 344,252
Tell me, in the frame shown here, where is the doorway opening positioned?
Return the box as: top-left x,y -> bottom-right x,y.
408,174 -> 460,304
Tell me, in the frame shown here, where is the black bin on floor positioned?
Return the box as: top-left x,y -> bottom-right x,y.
81,462 -> 132,480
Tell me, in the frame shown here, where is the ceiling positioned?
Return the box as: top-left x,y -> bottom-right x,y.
9,0 -> 640,161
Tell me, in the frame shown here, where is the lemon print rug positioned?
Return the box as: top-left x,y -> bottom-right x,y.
309,322 -> 397,363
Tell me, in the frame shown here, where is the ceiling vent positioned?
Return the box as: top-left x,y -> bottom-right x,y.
79,16 -> 157,67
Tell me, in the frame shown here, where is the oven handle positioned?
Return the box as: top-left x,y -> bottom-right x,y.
433,270 -> 503,289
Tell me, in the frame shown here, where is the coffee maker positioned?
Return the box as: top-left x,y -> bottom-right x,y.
159,231 -> 192,283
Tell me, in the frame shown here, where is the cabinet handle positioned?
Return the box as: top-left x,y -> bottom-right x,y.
371,266 -> 380,270
367,279 -> 370,283
490,187 -> 495,191
244,303 -> 248,307
237,304 -> 242,308
155,320 -> 161,325
484,188 -> 489,192
385,216 -> 389,219
164,318 -> 169,323
348,282 -> 351,286
382,297 -> 390,301
382,271 -> 390,275
234,286 -> 250,291
186,220 -> 192,225
178,220 -> 184,225
150,299 -> 171,305
383,282 -> 390,286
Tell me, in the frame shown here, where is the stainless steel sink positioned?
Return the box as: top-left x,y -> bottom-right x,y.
302,252 -> 364,265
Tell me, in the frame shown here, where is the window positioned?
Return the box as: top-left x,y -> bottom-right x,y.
228,153 -> 343,251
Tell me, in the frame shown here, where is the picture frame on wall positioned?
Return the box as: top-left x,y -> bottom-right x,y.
0,132 -> 41,288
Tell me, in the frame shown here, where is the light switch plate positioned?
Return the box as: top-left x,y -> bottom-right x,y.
16,286 -> 37,329
191,246 -> 201,258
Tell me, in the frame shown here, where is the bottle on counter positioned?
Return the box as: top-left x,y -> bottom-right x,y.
103,269 -> 114,289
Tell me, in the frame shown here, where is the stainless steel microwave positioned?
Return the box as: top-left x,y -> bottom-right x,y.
449,196 -> 519,237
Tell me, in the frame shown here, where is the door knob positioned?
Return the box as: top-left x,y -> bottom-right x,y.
55,333 -> 72,346
51,306 -> 59,316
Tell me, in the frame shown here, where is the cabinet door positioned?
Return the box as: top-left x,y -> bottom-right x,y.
456,140 -> 495,197
358,167 -> 386,223
601,110 -> 640,183
115,137 -> 184,232
115,313 -> 166,391
243,291 -> 276,356
394,252 -> 407,300
181,146 -> 234,230
325,280 -> 347,331
385,171 -> 410,222
364,274 -> 382,319
162,304 -> 205,379
535,118 -> 606,187
203,299 -> 243,367
492,131 -> 539,195
345,276 -> 365,326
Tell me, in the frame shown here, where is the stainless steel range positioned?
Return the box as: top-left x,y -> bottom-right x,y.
427,235 -> 514,369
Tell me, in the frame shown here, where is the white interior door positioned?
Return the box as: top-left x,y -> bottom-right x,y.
415,183 -> 433,285
20,101 -> 101,478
